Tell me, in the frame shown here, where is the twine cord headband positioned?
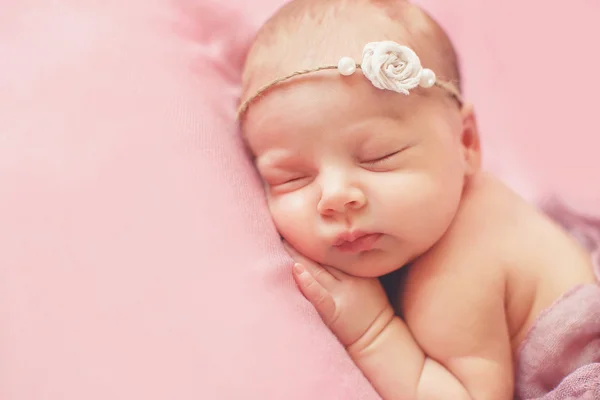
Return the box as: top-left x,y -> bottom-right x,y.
237,40 -> 463,120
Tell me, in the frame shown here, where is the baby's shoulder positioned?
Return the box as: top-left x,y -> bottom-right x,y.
400,207 -> 508,339
402,175 -> 519,310
406,225 -> 506,301
404,173 -> 596,344
403,225 -> 506,321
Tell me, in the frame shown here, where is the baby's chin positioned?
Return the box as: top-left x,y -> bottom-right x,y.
325,249 -> 408,278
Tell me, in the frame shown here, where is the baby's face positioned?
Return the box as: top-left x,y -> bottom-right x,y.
243,73 -> 471,277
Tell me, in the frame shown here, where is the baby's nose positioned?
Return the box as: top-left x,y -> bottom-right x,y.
317,184 -> 367,216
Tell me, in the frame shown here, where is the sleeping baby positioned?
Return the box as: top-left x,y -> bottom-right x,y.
237,0 -> 600,398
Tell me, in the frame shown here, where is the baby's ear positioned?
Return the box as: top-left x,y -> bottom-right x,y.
459,103 -> 481,175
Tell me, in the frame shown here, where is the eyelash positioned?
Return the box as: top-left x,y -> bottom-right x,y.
282,177 -> 305,184
362,150 -> 402,165
268,176 -> 307,188
266,177 -> 311,194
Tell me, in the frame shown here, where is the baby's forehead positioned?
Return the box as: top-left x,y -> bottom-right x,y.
244,82 -> 430,158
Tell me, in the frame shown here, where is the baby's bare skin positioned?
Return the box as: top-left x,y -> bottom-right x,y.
240,1 -> 596,398
283,173 -> 595,400
401,172 -> 594,384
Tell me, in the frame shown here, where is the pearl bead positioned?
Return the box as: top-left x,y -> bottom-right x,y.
419,68 -> 436,88
337,57 -> 357,76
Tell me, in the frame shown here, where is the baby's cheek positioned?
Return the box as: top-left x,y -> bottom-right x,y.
412,173 -> 462,238
379,172 -> 458,238
376,172 -> 435,209
268,193 -> 315,244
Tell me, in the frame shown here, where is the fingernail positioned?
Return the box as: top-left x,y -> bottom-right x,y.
293,263 -> 305,275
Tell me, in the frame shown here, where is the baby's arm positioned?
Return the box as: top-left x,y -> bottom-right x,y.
401,250 -> 515,400
287,244 -> 513,400
347,313 -> 473,399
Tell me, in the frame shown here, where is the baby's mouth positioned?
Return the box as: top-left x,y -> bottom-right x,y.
334,232 -> 382,253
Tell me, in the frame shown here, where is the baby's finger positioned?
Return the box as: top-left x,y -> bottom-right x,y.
283,242 -> 337,287
293,263 -> 337,325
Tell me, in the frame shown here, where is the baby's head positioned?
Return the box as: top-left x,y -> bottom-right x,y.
240,0 -> 481,277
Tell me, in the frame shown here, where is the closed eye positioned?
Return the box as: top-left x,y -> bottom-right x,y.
362,150 -> 403,165
279,177 -> 305,185
268,176 -> 312,193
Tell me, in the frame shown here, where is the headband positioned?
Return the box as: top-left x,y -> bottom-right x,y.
237,40 -> 463,119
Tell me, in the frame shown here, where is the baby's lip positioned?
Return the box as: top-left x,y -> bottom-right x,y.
332,230 -> 369,246
333,231 -> 383,253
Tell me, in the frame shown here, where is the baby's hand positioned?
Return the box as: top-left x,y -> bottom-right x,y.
284,243 -> 394,348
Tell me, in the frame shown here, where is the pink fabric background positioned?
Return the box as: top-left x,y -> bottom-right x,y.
0,0 -> 598,399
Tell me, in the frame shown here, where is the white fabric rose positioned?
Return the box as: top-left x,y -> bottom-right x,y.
361,41 -> 426,95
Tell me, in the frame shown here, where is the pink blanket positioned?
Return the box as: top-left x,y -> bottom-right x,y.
516,202 -> 600,399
